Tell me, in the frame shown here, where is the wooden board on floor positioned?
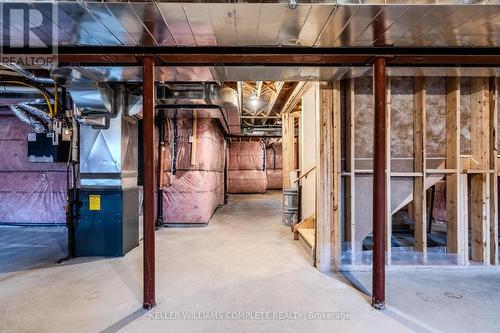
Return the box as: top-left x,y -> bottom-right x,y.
293,215 -> 315,240
298,228 -> 315,258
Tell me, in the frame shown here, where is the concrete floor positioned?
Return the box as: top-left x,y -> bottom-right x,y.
0,192 -> 499,332
0,226 -> 66,274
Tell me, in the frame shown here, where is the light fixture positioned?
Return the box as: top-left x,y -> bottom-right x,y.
250,95 -> 259,107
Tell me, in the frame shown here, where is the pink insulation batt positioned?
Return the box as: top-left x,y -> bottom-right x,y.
228,140 -> 267,193
162,117 -> 224,224
0,116 -> 66,225
266,142 -> 283,190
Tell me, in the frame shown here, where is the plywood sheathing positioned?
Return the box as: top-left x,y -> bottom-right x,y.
354,77 -> 374,169
390,77 -> 414,164
351,77 -> 415,244
426,77 -> 446,160
460,77 -> 472,156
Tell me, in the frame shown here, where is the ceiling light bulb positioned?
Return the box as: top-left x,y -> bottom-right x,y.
250,95 -> 259,107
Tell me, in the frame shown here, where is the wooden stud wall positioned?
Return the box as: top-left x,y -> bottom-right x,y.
489,78 -> 499,265
225,79 -> 500,273
312,76 -> 499,271
470,77 -> 491,264
332,82 -> 342,270
445,77 -> 466,264
413,77 -> 427,261
345,79 -> 356,265
315,81 -> 342,272
282,112 -> 296,188
315,83 -> 333,271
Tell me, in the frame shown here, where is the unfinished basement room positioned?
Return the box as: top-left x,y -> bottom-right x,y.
1,1 -> 500,333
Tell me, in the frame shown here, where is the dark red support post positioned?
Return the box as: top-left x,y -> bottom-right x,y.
143,56 -> 156,310
372,57 -> 386,310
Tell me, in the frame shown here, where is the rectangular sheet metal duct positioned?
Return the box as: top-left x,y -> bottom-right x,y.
6,2 -> 500,48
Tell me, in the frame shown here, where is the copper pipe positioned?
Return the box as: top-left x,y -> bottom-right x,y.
372,57 -> 386,310
142,56 -> 156,310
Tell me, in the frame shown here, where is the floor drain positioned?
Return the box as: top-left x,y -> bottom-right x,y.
444,292 -> 463,299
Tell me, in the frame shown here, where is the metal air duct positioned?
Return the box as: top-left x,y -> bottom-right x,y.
9,103 -> 50,133
156,82 -> 241,134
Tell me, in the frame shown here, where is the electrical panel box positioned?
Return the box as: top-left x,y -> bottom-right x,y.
27,132 -> 70,163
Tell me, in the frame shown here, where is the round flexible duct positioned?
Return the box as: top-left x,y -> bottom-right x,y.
9,104 -> 49,133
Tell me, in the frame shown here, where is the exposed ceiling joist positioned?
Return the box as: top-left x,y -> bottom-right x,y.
260,82 -> 284,125
279,82 -> 312,115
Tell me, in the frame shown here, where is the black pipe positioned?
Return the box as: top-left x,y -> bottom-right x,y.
261,141 -> 266,171
172,111 -> 178,175
271,146 -> 276,170
156,104 -> 230,134
69,161 -> 78,258
428,185 -> 436,234
223,139 -> 228,205
156,115 -> 165,228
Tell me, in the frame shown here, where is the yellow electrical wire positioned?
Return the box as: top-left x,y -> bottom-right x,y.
1,80 -> 54,118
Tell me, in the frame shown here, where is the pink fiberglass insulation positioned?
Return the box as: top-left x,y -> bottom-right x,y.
228,141 -> 266,171
265,143 -> 283,170
227,140 -> 267,193
266,143 -> 283,190
228,170 -> 267,194
0,116 -> 66,224
266,169 -> 283,190
161,117 -> 224,224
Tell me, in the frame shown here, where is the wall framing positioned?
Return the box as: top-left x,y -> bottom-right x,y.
313,75 -> 499,271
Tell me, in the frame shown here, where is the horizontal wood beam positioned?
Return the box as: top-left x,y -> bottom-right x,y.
9,46 -> 500,66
